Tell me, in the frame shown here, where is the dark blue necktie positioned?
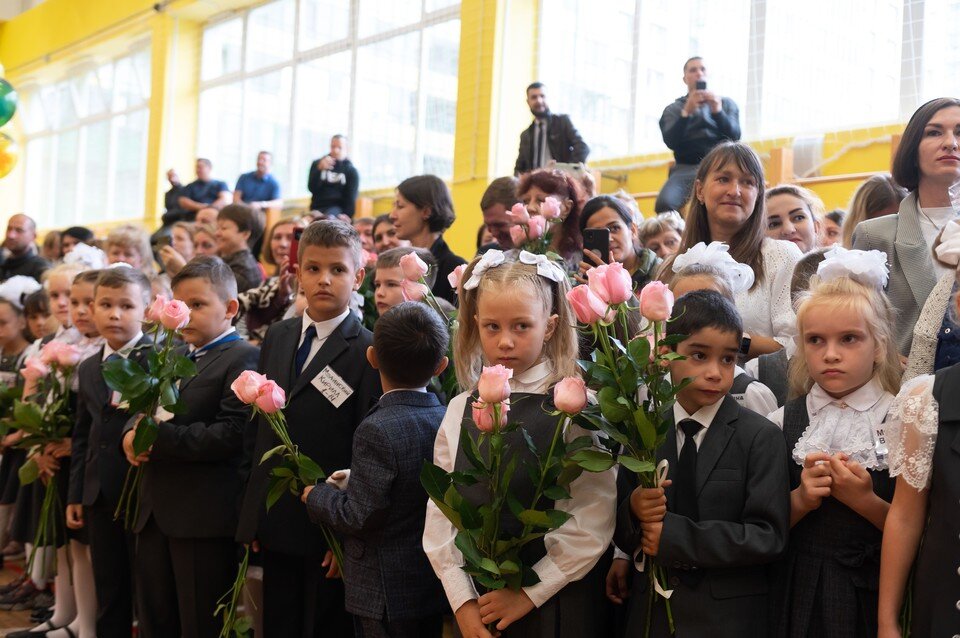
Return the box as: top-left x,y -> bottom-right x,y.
189,332 -> 242,361
295,325 -> 317,376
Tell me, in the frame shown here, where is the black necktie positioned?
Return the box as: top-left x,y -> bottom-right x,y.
675,419 -> 703,521
295,324 -> 317,376
533,121 -> 542,168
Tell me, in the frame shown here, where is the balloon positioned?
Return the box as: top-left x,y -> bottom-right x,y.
0,133 -> 19,179
0,79 -> 16,128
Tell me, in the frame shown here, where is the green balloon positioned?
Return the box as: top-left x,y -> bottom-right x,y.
0,79 -> 17,128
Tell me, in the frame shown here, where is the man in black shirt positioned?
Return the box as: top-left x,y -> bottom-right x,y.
308,135 -> 360,218
514,82 -> 589,176
656,57 -> 741,212
0,214 -> 50,282
162,168 -> 184,224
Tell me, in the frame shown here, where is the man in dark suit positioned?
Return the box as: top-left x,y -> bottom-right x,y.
67,266 -> 155,638
121,257 -> 259,638
615,291 -> 790,637
303,302 -> 448,638
237,220 -> 382,637
514,82 -> 590,176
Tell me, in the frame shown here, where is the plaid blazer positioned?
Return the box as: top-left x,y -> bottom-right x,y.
852,192 -> 937,356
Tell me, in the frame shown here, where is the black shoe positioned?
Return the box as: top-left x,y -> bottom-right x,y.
6,620 -> 58,638
0,574 -> 26,595
0,580 -> 39,611
29,606 -> 53,623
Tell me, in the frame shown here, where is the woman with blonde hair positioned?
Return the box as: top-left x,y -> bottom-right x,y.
841,173 -> 907,247
104,224 -> 155,277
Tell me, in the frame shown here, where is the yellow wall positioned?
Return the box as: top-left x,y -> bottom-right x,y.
0,0 -> 910,254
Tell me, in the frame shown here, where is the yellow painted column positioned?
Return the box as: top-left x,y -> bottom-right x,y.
447,0 -> 537,259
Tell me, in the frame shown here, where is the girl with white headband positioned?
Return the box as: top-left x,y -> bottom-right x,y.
766,246 -> 902,637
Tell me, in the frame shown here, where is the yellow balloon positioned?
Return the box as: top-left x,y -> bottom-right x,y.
0,133 -> 18,179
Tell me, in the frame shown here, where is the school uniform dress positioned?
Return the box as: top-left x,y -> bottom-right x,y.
237,310 -> 382,638
614,396 -> 791,638
423,361 -> 616,637
68,332 -> 152,638
886,366 -> 960,635
305,389 -> 448,638
729,365 -> 778,417
767,379 -> 895,637
130,329 -> 259,638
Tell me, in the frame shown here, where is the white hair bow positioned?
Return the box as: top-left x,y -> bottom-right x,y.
518,250 -> 565,284
671,241 -> 755,293
817,246 -> 889,289
935,219 -> 960,267
462,249 -> 506,290
0,275 -> 41,308
63,242 -> 108,270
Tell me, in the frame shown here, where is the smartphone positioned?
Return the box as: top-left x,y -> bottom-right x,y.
582,228 -> 610,265
696,80 -> 707,91
287,227 -> 303,273
156,236 -> 172,248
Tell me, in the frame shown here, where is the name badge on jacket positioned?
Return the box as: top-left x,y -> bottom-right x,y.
312,366 -> 354,408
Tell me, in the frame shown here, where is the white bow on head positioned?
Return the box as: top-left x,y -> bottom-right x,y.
518,250 -> 565,284
816,245 -> 889,289
671,241 -> 755,293
462,249 -> 505,291
0,275 -> 41,309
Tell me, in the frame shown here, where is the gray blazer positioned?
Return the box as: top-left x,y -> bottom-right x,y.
305,390 -> 446,622
852,192 -> 938,356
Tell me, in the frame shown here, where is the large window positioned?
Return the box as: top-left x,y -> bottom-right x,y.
21,49 -> 151,228
197,0 -> 461,197
538,0 -> 960,159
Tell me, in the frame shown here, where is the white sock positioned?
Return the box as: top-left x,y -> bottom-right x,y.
28,544 -> 53,590
244,566 -> 264,638
65,541 -> 97,638
42,546 -> 76,627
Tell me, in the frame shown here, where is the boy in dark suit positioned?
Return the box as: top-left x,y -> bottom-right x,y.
237,220 -> 382,637
616,290 -> 790,638
66,266 -> 154,638
302,302 -> 448,638
121,256 -> 259,638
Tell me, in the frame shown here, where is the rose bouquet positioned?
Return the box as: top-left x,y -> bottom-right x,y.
102,295 -> 197,529
506,198 -> 564,257
217,370 -> 343,637
569,272 -> 688,636
420,366 -> 601,598
12,341 -> 84,570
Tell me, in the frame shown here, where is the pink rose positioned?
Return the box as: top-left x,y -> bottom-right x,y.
507,202 -> 530,223
638,281 -> 675,322
400,279 -> 428,302
553,377 -> 587,414
39,341 -> 65,366
477,364 -> 513,404
53,344 -> 82,368
472,400 -> 509,433
362,249 -> 377,267
399,252 -> 429,281
541,196 -> 563,220
588,262 -> 633,305
159,299 -> 191,331
255,380 -> 286,414
231,370 -> 269,404
566,285 -> 614,324
509,224 -> 527,247
21,356 -> 51,383
447,264 -> 467,292
526,215 -> 547,241
146,294 -> 169,323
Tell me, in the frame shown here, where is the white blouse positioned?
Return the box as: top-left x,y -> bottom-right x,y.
422,361 -> 616,612
886,375 -> 940,490
733,238 -> 802,348
768,378 -> 893,470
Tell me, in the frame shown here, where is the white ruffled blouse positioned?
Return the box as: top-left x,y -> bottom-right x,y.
733,238 -> 803,348
886,374 -> 940,490
768,378 -> 894,470
422,360 -> 616,612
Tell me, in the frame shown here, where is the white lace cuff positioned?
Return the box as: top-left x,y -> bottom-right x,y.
887,375 -> 939,490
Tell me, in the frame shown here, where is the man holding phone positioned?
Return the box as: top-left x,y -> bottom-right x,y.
656,57 -> 741,212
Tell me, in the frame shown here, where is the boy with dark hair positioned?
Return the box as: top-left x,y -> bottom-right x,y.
121,256 -> 259,638
302,302 -> 448,638
237,220 -> 382,637
372,247 -> 437,317
216,204 -> 265,293
67,265 -> 154,638
615,290 -> 790,637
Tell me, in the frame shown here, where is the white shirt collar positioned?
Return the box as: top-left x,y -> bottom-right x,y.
382,387 -> 428,396
102,331 -> 144,361
673,395 -> 724,431
188,326 -> 236,353
301,308 -> 350,342
808,377 -> 886,414
510,360 -> 553,394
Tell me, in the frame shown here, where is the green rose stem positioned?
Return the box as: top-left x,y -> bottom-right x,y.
215,545 -> 252,638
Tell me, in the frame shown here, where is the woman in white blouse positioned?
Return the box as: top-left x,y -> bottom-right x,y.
658,141 -> 802,356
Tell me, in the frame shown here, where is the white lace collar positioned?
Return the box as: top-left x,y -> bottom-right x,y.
794,378 -> 894,470
510,360 -> 553,394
